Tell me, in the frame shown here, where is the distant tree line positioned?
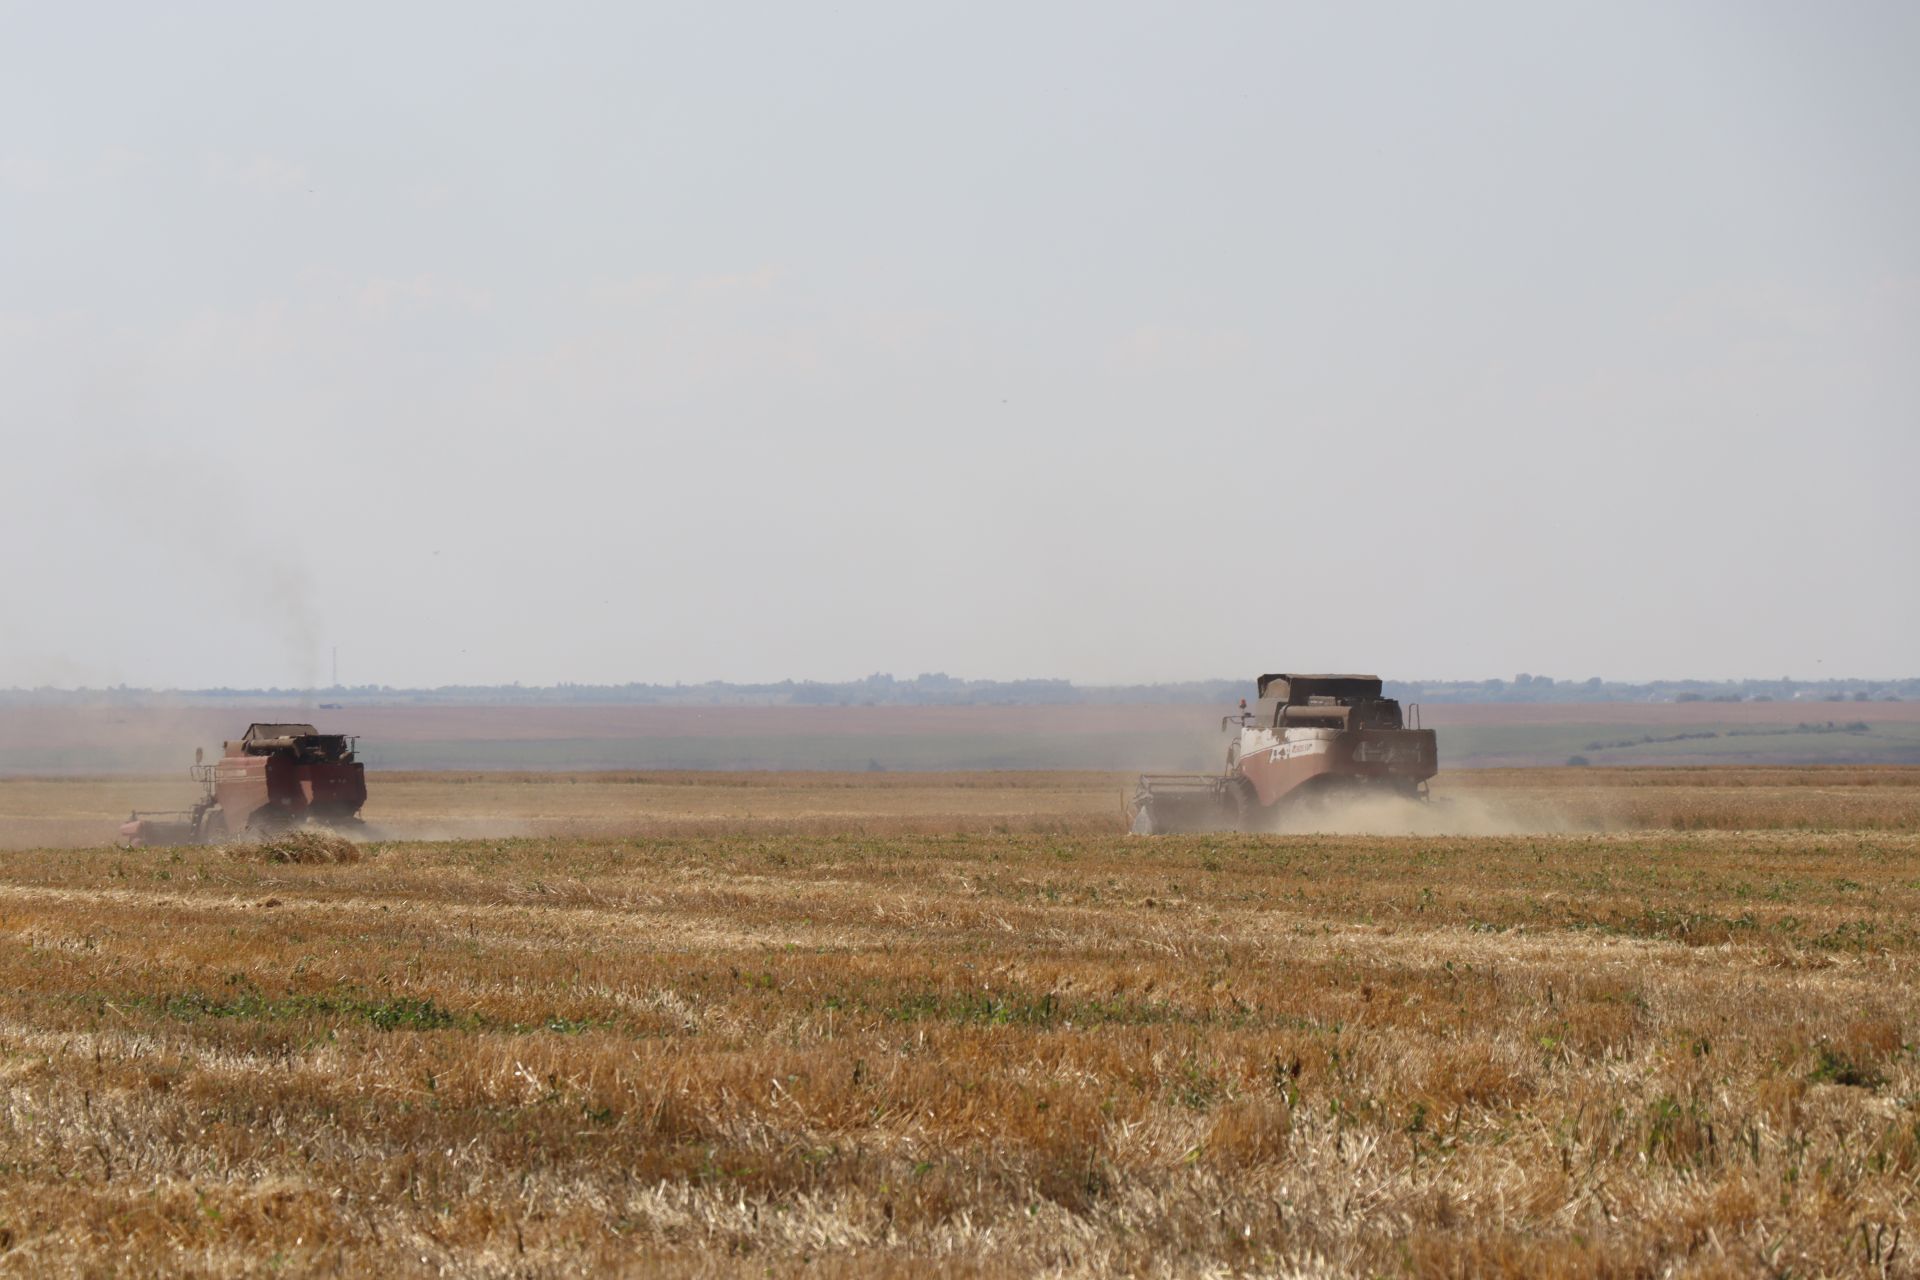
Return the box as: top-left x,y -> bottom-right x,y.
2,672 -> 1914,708
1381,675 -> 1916,705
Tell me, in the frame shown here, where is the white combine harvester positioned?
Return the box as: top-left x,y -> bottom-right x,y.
1130,673 -> 1438,833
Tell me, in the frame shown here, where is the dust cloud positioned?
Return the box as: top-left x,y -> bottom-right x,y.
1258,791 -> 1581,837
350,819 -> 541,844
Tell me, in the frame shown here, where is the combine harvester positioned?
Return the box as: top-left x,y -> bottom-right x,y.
121,723 -> 367,847
1131,674 -> 1437,833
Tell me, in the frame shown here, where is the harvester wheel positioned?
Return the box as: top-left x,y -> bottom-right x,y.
1229,777 -> 1262,833
245,808 -> 293,839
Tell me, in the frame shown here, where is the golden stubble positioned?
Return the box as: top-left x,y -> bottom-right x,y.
0,772 -> 1913,1275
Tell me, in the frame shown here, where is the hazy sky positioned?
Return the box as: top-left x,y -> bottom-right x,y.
2,2 -> 1915,688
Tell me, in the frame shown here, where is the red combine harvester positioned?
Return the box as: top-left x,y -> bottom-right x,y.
121,723 -> 367,847
1130,674 -> 1438,833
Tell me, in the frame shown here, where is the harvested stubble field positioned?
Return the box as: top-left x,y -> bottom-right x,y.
7,766 -> 1920,852
0,769 -> 1916,1276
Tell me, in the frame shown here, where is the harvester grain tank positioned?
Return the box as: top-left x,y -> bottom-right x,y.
120,723 -> 367,847
1130,674 -> 1437,833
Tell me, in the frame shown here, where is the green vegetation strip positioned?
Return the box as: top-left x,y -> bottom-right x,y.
116,986 -> 607,1035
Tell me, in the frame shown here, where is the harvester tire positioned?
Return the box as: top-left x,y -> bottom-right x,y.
245,809 -> 293,839
1229,777 -> 1261,832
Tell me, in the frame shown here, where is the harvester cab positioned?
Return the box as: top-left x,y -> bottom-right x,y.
1130,673 -> 1438,834
121,723 -> 368,847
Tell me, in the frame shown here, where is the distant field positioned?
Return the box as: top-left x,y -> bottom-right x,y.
4,700 -> 1918,773
0,768 -> 1914,1274
1433,713 -> 1920,768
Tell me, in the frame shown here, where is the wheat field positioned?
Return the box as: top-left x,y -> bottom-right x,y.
0,769 -> 1916,1275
